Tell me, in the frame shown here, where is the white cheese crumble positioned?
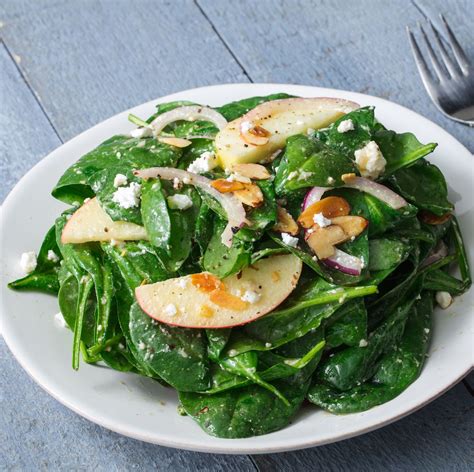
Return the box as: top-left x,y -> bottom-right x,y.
54,312 -> 67,328
282,233 -> 299,248
327,176 -> 335,185
298,171 -> 313,181
359,339 -> 368,347
435,291 -> 453,309
167,194 -> 193,210
178,278 -> 188,289
112,182 -> 141,209
424,328 -> 430,334
164,303 -> 177,316
354,141 -> 387,180
265,342 -> 272,348
113,173 -> 128,188
226,172 -> 252,183
241,290 -> 261,304
240,120 -> 253,132
20,252 -> 37,274
313,212 -> 331,228
47,250 -> 59,263
187,151 -> 217,174
130,127 -> 153,138
138,341 -> 146,350
337,119 -> 355,133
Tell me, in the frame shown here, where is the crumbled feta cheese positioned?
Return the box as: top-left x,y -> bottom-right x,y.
424,328 -> 430,334
435,291 -> 453,309
173,177 -> 182,189
287,171 -> 299,180
313,212 -> 331,228
187,151 -> 217,174
265,342 -> 272,348
282,233 -> 299,248
97,324 -> 103,332
164,304 -> 177,316
298,171 -> 313,181
337,119 -> 355,133
54,312 -> 67,328
47,250 -> 59,263
113,173 -> 128,188
354,141 -> 387,179
178,278 -> 187,289
20,251 -> 37,274
83,197 -> 91,203
359,339 -> 368,347
116,152 -> 122,158
167,194 -> 193,210
240,121 -> 253,132
130,127 -> 153,138
118,343 -> 125,350
241,290 -> 261,304
112,182 -> 141,209
327,176 -> 335,185
138,341 -> 146,350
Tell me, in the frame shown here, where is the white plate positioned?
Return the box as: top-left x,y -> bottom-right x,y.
1,84 -> 473,454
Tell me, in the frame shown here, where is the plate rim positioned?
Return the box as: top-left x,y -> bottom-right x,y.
1,82 -> 473,454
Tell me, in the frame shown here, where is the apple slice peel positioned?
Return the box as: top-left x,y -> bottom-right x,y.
135,254 -> 303,328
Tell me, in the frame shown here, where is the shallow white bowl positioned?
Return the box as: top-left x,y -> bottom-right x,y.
1,84 -> 472,454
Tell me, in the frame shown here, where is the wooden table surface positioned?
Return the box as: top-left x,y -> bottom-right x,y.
1,1 -> 473,470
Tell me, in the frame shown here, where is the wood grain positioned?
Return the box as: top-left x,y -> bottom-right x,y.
0,43 -> 61,201
0,0 -> 248,141
197,0 -> 473,151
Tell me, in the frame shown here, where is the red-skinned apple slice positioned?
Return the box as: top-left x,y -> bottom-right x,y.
61,197 -> 148,244
135,254 -> 302,328
215,97 -> 359,169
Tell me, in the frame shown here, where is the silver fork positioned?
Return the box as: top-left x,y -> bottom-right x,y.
407,14 -> 474,126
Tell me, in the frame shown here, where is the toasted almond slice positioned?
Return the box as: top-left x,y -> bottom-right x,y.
331,216 -> 368,238
298,196 -> 351,228
273,206 -> 299,235
341,173 -> 357,183
240,123 -> 271,146
234,183 -> 264,207
158,137 -> 192,148
209,289 -> 248,311
306,225 -> 347,259
231,163 -> 271,180
191,273 -> 224,292
419,210 -> 452,225
210,179 -> 246,193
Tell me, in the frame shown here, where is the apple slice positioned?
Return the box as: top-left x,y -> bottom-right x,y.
215,97 -> 359,169
135,254 -> 302,328
61,197 -> 148,244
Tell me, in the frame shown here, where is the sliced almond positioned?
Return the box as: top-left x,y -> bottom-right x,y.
419,210 -> 452,225
341,173 -> 357,184
231,163 -> 271,180
273,206 -> 299,235
298,196 -> 351,228
234,183 -> 264,207
210,179 -> 246,193
158,137 -> 192,148
331,216 -> 368,238
209,290 -> 248,311
306,225 -> 347,259
240,123 -> 271,146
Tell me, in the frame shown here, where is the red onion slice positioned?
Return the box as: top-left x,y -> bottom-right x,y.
150,106 -> 227,136
302,186 -> 332,210
134,167 -> 247,247
343,176 -> 407,210
322,249 -> 364,276
420,240 -> 448,268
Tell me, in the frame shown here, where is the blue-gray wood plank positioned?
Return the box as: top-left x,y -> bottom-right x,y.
1,0 -> 472,470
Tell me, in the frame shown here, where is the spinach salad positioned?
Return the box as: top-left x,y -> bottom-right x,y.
9,94 -> 471,438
